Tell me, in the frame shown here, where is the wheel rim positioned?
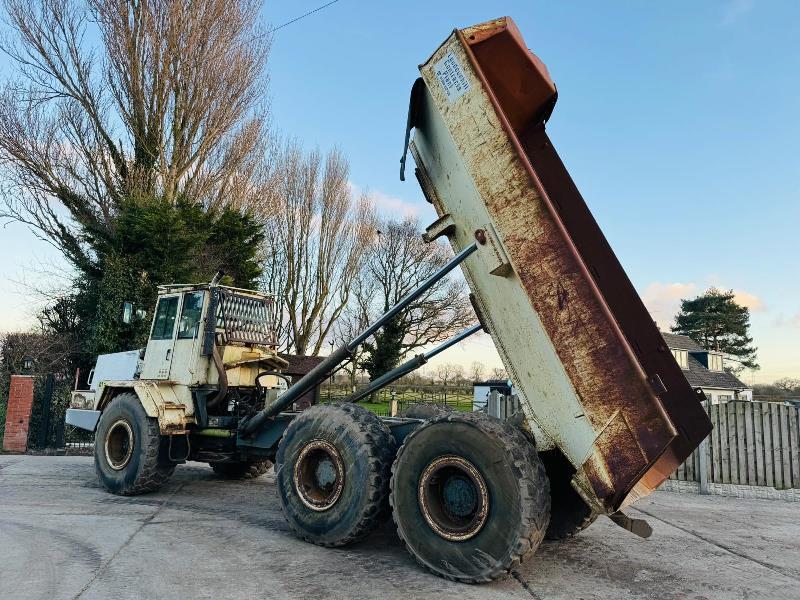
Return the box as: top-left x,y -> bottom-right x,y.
293,439 -> 345,512
104,419 -> 135,471
418,455 -> 489,541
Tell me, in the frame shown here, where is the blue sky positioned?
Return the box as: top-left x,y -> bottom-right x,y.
0,1 -> 798,382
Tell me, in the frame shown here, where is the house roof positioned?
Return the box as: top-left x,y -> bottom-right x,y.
278,353 -> 326,376
660,332 -> 749,391
661,332 -> 703,351
683,355 -> 748,390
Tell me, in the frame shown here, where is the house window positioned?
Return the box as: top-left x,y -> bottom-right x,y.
709,353 -> 724,372
671,349 -> 688,369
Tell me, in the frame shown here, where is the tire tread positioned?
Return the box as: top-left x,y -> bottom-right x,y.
390,411 -> 550,583
96,392 -> 175,496
277,403 -> 395,547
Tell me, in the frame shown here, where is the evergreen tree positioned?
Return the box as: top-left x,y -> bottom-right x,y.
360,317 -> 405,383
671,288 -> 758,370
42,197 -> 264,373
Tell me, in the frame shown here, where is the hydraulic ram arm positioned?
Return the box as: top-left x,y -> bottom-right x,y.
241,242 -> 479,435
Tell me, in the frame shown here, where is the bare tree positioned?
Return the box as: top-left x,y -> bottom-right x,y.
435,363 -> 464,386
333,272 -> 376,388
373,217 -> 473,352
0,330 -> 75,377
435,363 -> 456,386
260,141 -> 376,356
775,378 -> 800,394
469,361 -> 485,383
359,217 -> 475,381
490,367 -> 508,380
0,0 -> 271,272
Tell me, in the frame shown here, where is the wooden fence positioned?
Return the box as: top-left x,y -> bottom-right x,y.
671,400 -> 800,489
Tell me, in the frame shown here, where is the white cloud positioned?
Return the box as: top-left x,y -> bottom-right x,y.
371,190 -> 420,217
773,312 -> 800,329
640,282 -> 697,329
733,290 -> 765,312
348,182 -> 421,218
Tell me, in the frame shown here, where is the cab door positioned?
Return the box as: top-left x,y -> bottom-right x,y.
169,291 -> 206,385
140,295 -> 181,380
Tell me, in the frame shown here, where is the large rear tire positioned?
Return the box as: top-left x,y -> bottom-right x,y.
94,392 -> 175,495
390,412 -> 550,583
275,403 -> 395,547
210,459 -> 273,480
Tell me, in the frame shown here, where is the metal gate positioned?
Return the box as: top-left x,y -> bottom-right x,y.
26,373 -> 93,453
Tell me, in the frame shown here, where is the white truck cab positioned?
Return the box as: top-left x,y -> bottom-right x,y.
67,282 -> 286,436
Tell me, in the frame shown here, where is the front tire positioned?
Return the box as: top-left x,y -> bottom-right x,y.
275,403 -> 395,547
94,392 -> 175,495
390,412 -> 550,583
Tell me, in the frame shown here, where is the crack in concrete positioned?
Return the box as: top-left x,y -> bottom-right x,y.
0,459 -> 21,472
632,506 -> 800,583
72,483 -> 184,599
511,570 -> 544,600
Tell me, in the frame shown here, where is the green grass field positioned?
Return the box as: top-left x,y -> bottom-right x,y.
319,386 -> 475,416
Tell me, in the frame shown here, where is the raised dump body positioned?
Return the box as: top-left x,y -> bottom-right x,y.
403,16 -> 712,515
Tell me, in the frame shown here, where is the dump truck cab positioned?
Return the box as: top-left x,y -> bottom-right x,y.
68,280 -> 288,437
139,282 -> 285,390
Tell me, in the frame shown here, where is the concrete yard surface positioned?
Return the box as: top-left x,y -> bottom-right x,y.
1,455 -> 798,600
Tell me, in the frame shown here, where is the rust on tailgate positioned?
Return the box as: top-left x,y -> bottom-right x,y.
441,17 -> 712,509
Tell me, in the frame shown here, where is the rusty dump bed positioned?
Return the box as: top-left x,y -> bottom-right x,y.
403,17 -> 711,514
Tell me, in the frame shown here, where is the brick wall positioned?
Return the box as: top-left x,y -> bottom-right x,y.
2,375 -> 35,453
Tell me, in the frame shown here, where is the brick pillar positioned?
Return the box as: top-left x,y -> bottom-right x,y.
3,375 -> 35,453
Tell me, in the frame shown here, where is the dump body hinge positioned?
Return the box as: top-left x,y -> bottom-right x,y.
423,213 -> 456,242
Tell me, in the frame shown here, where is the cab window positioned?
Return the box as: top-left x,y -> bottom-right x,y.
177,292 -> 204,339
151,296 -> 179,340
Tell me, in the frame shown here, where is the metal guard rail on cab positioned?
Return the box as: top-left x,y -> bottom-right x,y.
241,241 -> 479,435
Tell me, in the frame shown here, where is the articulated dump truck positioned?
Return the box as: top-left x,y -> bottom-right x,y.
66,16 -> 711,584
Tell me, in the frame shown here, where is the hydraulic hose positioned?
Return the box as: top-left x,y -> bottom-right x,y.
207,344 -> 228,410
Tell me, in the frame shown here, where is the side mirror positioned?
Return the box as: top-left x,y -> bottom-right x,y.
122,301 -> 133,324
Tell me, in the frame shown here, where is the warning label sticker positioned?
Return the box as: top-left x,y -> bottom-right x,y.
434,52 -> 471,103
